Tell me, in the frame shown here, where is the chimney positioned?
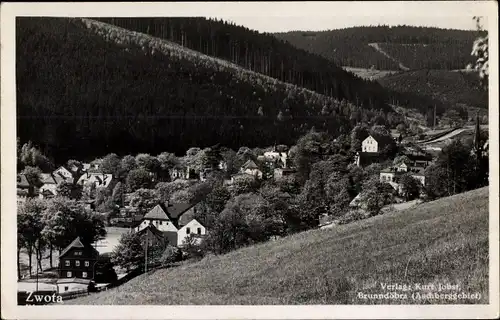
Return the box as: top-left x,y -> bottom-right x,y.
165,200 -> 169,207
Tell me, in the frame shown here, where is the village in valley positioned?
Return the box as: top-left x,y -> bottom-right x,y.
11,11 -> 492,307
16,114 -> 489,303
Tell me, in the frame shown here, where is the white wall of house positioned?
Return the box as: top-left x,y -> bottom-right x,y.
135,219 -> 178,233
380,172 -> 395,182
243,168 -> 262,179
177,219 -> 206,246
57,282 -> 88,293
362,136 -> 379,153
77,173 -> 113,188
39,183 -> 57,195
396,163 -> 408,172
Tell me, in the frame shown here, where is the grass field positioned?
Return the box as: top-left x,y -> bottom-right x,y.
69,187 -> 489,305
342,66 -> 397,80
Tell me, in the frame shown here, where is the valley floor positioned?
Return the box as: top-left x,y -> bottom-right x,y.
68,187 -> 489,305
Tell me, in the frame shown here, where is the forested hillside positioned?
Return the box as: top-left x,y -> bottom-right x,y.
275,26 -> 484,70
95,17 -> 391,111
93,18 -> 462,127
17,18 -> 404,163
378,69 -> 488,110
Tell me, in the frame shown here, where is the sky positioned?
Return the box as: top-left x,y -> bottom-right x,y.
209,16 -> 479,33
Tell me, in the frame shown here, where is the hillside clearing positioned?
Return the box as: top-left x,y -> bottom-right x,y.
68,187 -> 489,305
342,67 -> 397,80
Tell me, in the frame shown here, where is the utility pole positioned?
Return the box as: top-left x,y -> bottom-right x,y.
144,232 -> 148,274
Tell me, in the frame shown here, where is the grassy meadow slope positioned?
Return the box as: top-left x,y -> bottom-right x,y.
17,17 -> 356,163
70,187 -> 489,305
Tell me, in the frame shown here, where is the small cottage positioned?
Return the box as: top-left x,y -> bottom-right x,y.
240,160 -> 263,179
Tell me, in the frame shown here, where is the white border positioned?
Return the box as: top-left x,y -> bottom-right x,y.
1,1 -> 498,319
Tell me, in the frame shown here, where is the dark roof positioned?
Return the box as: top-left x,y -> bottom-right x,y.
177,207 -> 196,227
59,237 -> 99,258
166,202 -> 195,219
60,237 -> 85,257
17,174 -> 30,188
369,133 -> 394,148
40,173 -> 57,185
141,202 -> 198,227
137,224 -> 178,246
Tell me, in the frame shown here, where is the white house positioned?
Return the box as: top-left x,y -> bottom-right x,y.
263,151 -> 288,168
53,166 -> 74,182
134,201 -> 207,247
240,160 -> 263,179
38,173 -> 66,199
77,173 -> 113,189
177,219 -> 206,246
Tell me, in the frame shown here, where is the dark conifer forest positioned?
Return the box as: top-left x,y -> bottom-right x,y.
275,26 -> 485,70
95,17 -> 391,110
17,17 -> 405,163
17,18 -> 481,164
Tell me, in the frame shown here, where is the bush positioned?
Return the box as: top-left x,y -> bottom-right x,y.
337,209 -> 368,225
160,245 -> 182,266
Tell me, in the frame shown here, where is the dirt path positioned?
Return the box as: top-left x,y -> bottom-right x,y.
368,43 -> 410,71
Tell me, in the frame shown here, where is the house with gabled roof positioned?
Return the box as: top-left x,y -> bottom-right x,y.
58,237 -> 99,281
355,133 -> 397,167
77,172 -> 113,189
17,174 -> 36,202
53,166 -> 74,182
133,200 -> 206,247
38,173 -> 65,198
240,159 -> 263,179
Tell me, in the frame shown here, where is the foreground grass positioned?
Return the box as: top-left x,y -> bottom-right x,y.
70,187 -> 489,305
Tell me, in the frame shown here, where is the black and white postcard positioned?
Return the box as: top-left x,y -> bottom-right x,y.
1,1 -> 498,319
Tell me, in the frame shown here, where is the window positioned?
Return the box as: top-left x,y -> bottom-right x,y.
197,228 -> 202,235
66,271 -> 72,278
159,221 -> 163,225
64,286 -> 69,292
186,227 -> 191,234
82,272 -> 88,278
74,251 -> 82,256
85,261 -> 90,267
65,260 -> 70,267
75,260 -> 80,267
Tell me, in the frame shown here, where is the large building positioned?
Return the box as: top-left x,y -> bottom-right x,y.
133,201 -> 207,247
355,133 -> 395,167
58,237 -> 99,280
